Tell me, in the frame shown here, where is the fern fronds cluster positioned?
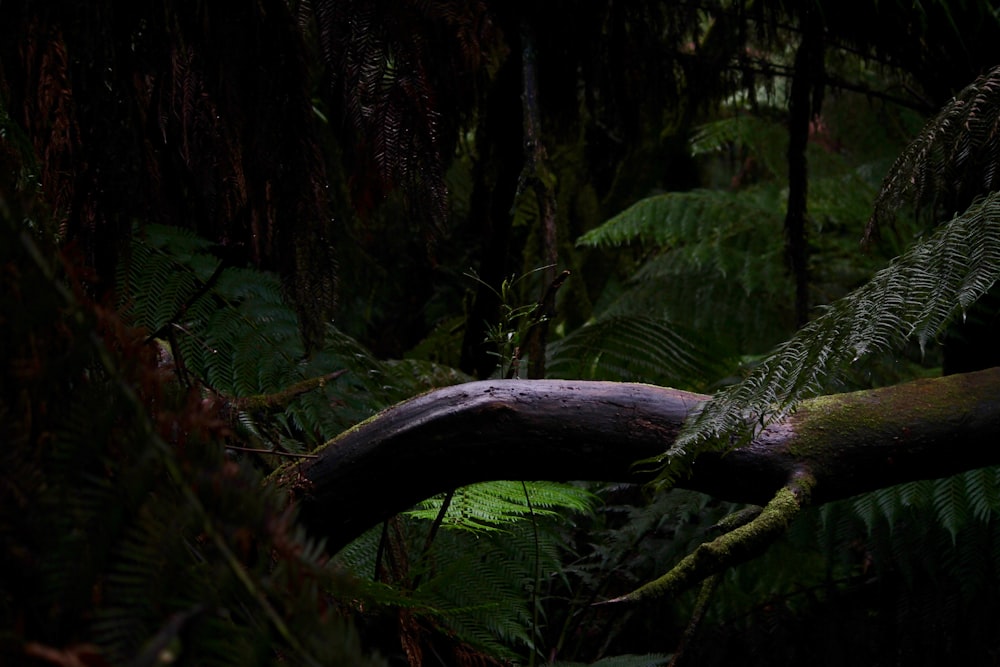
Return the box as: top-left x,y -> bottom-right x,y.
406,480 -> 595,533
547,315 -> 730,391
119,223 -> 470,453
843,466 -> 1000,544
118,221 -> 609,661
0,212 -> 384,665
868,64 -> 1000,238
120,224 -> 303,395
666,67 -> 1000,470
578,185 -> 785,261
330,511 -> 578,661
671,189 -> 1000,468
573,103 -> 896,379
572,185 -> 793,379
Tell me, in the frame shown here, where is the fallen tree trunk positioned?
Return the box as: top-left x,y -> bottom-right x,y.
277,367 -> 1000,553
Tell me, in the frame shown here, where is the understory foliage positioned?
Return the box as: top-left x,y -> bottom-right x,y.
117,223 -> 471,444
671,66 -> 1000,468
671,187 -> 1000,464
0,209 -> 383,666
552,63 -> 1000,664
0,206 -> 610,664
115,222 -> 610,664
9,56 -> 1000,667
7,1 -> 1000,665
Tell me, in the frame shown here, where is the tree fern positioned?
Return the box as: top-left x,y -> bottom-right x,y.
331,515 -> 575,661
572,185 -> 794,383
414,520 -> 570,660
574,108 -> 893,373
117,224 -> 221,331
335,481 -> 596,659
841,467 -> 1000,544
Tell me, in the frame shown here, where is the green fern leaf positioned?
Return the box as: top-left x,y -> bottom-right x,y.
547,315 -> 730,390
577,186 -> 783,250
406,481 -> 595,533
851,491 -> 882,535
868,64 -> 1000,239
966,467 -> 1000,522
932,473 -> 970,543
690,114 -> 789,179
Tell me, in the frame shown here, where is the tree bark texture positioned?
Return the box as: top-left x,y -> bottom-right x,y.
279,368 -> 1000,553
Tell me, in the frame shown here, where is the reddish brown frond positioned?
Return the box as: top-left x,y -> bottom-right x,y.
310,0 -> 501,230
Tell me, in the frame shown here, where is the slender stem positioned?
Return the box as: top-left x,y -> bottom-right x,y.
374,521 -> 390,582
224,445 -> 317,459
411,489 -> 455,589
522,481 -> 541,666
669,574 -> 720,667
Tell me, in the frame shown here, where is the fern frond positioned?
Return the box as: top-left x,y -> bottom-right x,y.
867,64 -> 1000,239
577,186 -> 784,249
547,315 -> 729,390
831,466 -> 1000,552
932,473 -> 970,543
120,224 -> 470,457
118,225 -> 219,333
576,186 -> 793,355
406,481 -> 595,533
690,114 -> 789,179
965,467 -> 1000,522
416,521 -> 568,659
670,190 -> 1000,473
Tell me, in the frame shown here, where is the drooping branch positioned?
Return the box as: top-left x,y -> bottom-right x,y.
277,368 -> 1000,554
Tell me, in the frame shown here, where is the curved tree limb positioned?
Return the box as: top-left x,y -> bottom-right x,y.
600,471 -> 815,604
276,368 -> 1000,557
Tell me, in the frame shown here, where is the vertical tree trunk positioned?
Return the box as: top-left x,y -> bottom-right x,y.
519,19 -> 560,379
785,14 -> 825,327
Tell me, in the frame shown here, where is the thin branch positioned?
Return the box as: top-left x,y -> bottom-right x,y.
226,370 -> 348,412
597,471 -> 814,605
223,445 -> 318,459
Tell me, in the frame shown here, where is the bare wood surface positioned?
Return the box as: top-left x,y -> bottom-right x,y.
279,368 -> 1000,553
